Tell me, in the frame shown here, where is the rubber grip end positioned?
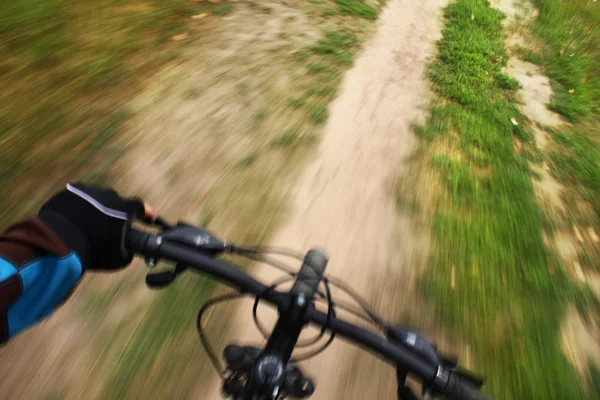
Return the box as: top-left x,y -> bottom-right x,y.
292,249 -> 328,299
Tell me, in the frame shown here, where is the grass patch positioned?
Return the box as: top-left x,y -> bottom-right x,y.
323,8 -> 338,17
310,107 -> 327,124
530,0 -> 600,123
210,4 -> 234,15
287,97 -> 307,109
335,0 -> 378,20
253,109 -> 267,124
416,1 -> 594,398
271,129 -> 299,147
0,0 -> 198,227
528,0 -> 600,227
590,365 -> 600,398
236,153 -> 258,168
306,63 -> 333,74
311,30 -> 358,66
100,275 -> 217,398
307,87 -> 335,98
183,88 -> 203,100
293,29 -> 360,126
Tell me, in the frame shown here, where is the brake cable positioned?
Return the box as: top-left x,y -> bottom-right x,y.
176,231 -> 391,388
197,292 -> 248,379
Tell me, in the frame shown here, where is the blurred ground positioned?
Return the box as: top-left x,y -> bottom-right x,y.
1,0 -> 389,398
204,0 -> 445,398
2,0 -> 600,399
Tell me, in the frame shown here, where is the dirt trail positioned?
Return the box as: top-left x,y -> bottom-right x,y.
205,0 -> 446,398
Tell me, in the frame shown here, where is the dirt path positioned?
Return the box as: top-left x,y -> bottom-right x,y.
205,0 -> 446,398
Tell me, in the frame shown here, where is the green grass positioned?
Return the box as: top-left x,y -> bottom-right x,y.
528,0 -> 600,227
311,30 -> 358,66
210,4 -> 234,15
335,0 -> 378,20
0,0 -> 197,227
292,29 -> 359,125
253,109 -> 267,124
287,97 -> 307,109
310,107 -> 327,124
101,276 -> 217,398
415,1 -> 596,398
306,63 -> 333,74
307,86 -> 335,98
271,129 -> 299,147
236,153 -> 258,168
590,366 -> 600,397
530,0 -> 600,123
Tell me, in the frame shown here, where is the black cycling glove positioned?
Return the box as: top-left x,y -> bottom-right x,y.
39,183 -> 145,271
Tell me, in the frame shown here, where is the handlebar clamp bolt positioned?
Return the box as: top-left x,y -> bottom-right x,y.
145,257 -> 157,268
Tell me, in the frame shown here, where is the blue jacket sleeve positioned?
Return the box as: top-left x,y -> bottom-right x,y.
0,218 -> 83,343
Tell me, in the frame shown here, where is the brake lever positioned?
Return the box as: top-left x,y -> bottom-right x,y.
146,262 -> 188,289
161,222 -> 227,256
141,215 -> 173,229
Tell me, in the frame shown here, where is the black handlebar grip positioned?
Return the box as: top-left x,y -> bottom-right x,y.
291,249 -> 328,300
444,376 -> 492,400
125,228 -> 151,255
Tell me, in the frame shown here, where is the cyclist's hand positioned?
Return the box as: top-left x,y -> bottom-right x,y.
39,183 -> 154,271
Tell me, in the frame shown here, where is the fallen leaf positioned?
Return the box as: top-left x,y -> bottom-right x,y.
172,32 -> 189,41
471,14 -> 475,20
588,227 -> 599,243
574,225 -> 584,243
511,117 -> 519,126
573,261 -> 585,282
192,12 -> 209,19
485,70 -> 489,76
569,88 -> 575,93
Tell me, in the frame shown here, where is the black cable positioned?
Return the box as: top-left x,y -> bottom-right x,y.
326,276 -> 389,331
295,278 -> 334,348
232,246 -> 305,261
313,286 -> 376,325
232,251 -> 383,332
314,295 -> 377,327
291,278 -> 336,361
197,292 -> 248,379
252,277 -> 296,340
251,277 -> 335,360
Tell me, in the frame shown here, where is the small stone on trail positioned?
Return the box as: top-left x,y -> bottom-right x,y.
573,262 -> 586,282
172,32 -> 189,41
192,12 -> 209,19
574,225 -> 584,243
588,228 -> 599,243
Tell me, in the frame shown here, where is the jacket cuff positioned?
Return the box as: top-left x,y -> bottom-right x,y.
38,211 -> 90,270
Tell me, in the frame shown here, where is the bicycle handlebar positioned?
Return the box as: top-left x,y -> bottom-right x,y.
126,228 -> 490,400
